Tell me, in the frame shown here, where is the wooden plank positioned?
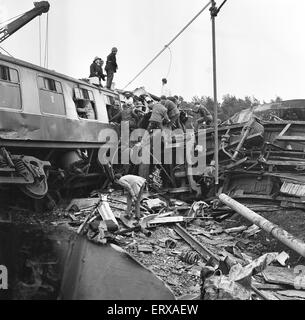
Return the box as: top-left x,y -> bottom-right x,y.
263,160 -> 305,166
276,136 -> 305,142
252,281 -> 286,291
276,123 -> 291,139
148,216 -> 184,226
262,266 -> 305,289
276,290 -> 305,299
259,291 -> 280,300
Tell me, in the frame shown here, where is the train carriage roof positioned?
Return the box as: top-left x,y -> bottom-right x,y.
0,53 -> 116,95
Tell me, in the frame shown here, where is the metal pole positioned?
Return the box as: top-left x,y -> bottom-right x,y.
219,193 -> 305,257
211,0 -> 219,190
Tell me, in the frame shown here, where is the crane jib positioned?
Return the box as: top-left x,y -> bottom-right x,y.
0,1 -> 50,44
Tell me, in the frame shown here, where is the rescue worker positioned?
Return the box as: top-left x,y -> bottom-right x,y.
161,78 -> 171,97
147,100 -> 169,130
125,92 -> 134,105
108,101 -> 122,124
89,57 -> 106,86
121,102 -> 137,131
194,102 -> 213,130
133,101 -> 146,127
115,174 -> 147,219
160,96 -> 181,129
138,97 -> 153,129
105,47 -> 118,89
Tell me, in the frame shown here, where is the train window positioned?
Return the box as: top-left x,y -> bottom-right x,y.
0,65 -> 10,81
9,69 -> 19,83
0,65 -> 21,110
82,89 -> 89,100
104,94 -> 121,123
74,88 -> 97,120
38,76 -> 66,115
88,90 -> 94,101
55,81 -> 63,93
38,76 -> 62,93
0,65 -> 19,83
46,79 -> 56,91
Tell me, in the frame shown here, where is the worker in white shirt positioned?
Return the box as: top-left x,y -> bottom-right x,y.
115,174 -> 147,219
161,78 -> 172,97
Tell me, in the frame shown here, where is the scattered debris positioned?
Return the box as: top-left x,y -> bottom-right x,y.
4,156 -> 305,300
262,266 -> 305,289
276,290 -> 305,300
138,244 -> 154,253
180,251 -> 200,265
143,198 -> 167,210
201,267 -> 252,300
276,251 -> 290,267
164,238 -> 177,249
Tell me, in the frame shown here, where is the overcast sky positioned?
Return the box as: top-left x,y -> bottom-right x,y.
0,0 -> 304,102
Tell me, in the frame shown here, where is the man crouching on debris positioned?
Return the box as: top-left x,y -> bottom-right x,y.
114,174 -> 147,219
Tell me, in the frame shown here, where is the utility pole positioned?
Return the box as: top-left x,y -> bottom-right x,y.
209,0 -> 227,194
210,0 -> 219,192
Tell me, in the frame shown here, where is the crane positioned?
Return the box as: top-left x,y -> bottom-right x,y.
0,1 -> 50,44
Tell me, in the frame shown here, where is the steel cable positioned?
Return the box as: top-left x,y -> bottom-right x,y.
123,1 -> 212,89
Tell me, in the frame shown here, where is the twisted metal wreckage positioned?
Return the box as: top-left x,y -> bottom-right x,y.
1,1 -> 305,300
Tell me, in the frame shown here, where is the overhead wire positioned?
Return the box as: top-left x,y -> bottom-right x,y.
123,0 -> 212,89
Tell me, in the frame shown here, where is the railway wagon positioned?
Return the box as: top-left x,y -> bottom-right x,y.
0,53 -> 120,200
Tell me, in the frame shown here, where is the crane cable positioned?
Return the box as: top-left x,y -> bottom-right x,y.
39,16 -> 42,66
123,0 -> 212,90
165,46 -> 172,80
44,12 -> 49,68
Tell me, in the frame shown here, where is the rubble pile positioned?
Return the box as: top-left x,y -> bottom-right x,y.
211,117 -> 305,210
54,183 -> 305,300
3,115 -> 305,300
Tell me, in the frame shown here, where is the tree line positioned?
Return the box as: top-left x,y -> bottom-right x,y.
180,95 -> 283,121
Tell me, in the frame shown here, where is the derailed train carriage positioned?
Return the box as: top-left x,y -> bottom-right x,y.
0,53 -> 121,200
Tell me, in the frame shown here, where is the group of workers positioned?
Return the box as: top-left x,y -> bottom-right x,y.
110,96 -> 214,220
89,47 -> 118,89
109,93 -> 213,135
106,77 -> 214,220
109,93 -> 187,133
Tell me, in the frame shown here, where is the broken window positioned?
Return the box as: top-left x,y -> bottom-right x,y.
38,76 -> 66,115
104,94 -> 121,123
0,65 -> 21,109
74,87 -> 97,120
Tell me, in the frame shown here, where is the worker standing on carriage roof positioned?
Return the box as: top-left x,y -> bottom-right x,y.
105,47 -> 118,89
89,57 -> 106,85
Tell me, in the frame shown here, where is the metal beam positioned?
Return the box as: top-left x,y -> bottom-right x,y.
173,224 -> 219,266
